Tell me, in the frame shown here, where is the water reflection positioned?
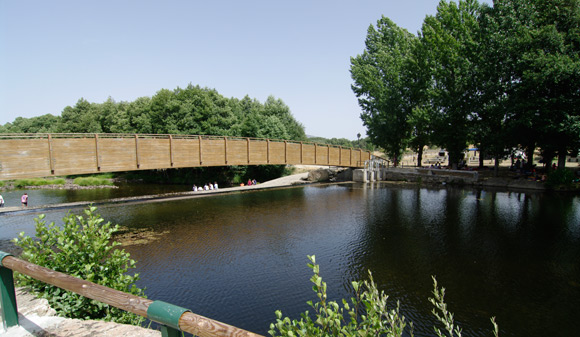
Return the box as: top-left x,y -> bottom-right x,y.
0,183 -> 579,336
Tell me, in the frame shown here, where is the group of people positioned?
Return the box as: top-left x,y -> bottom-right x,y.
0,193 -> 28,208
193,182 -> 218,192
242,179 -> 257,186
429,162 -> 443,169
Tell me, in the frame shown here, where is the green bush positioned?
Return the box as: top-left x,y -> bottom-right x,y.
269,255 -> 499,337
13,178 -> 65,188
546,168 -> 575,188
12,206 -> 145,324
73,177 -> 114,186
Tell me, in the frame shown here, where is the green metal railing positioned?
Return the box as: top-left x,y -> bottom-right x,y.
0,251 -> 263,337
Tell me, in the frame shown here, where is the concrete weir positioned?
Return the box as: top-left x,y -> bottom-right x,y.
354,166 -> 548,191
354,167 -> 479,185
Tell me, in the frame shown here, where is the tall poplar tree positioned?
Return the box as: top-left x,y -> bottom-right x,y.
420,0 -> 482,169
351,16 -> 417,165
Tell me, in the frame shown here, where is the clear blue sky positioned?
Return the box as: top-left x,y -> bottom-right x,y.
0,0 -> 491,139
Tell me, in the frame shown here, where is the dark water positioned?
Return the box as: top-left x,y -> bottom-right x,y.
1,183 -> 579,336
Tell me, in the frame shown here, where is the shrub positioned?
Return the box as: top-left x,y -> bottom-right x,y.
12,206 -> 145,324
270,255 -> 499,337
13,178 -> 65,188
73,176 -> 114,186
546,168 -> 575,188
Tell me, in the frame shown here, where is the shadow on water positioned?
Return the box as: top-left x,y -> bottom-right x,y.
1,182 -> 579,336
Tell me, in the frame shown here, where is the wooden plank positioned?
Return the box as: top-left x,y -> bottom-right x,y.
286,142 -> 301,165
202,139 -> 226,166
51,138 -> 99,176
301,143 -> 315,165
328,147 -> 340,166
0,139 -> 52,178
248,140 -> 267,164
227,139 -> 248,165
269,142 -> 285,164
98,138 -> 138,172
172,138 -> 201,168
137,138 -> 172,170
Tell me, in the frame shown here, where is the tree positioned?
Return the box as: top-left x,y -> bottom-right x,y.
420,0 -> 483,169
263,96 -> 306,141
351,16 -> 417,166
477,0 -> 580,171
58,98 -> 103,133
0,114 -> 60,133
408,106 -> 432,167
472,2 -> 515,175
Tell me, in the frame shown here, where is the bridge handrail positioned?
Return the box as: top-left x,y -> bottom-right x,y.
0,251 -> 263,337
0,133 -> 367,151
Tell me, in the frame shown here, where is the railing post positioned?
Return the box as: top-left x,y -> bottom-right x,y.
47,134 -> 55,175
147,300 -> 190,337
0,251 -> 18,330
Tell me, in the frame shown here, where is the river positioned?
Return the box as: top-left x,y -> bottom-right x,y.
1,182 -> 579,336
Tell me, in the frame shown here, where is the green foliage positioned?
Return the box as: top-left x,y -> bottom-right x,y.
351,16 -> 417,165
420,0 -> 482,168
430,277 -> 499,337
349,0 -> 580,169
13,178 -> 65,188
270,255 -> 412,337
1,84 -> 306,144
73,176 -> 114,186
270,256 -> 499,337
12,206 -> 145,324
546,168 -> 576,188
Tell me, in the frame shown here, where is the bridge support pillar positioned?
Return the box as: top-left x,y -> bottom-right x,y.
353,169 -> 366,182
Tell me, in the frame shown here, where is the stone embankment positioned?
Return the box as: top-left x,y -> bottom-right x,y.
3,288 -> 160,337
354,167 -> 549,191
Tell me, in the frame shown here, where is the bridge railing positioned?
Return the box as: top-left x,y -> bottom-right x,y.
0,250 -> 263,337
0,133 -> 373,180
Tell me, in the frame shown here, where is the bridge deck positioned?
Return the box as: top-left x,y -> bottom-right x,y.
0,134 -> 372,180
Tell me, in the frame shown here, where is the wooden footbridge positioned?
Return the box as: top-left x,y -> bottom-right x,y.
0,133 -> 374,180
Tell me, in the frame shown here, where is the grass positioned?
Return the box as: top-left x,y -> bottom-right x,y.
13,178 -> 66,188
73,176 -> 114,186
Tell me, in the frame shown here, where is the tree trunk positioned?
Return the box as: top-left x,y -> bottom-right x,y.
544,154 -> 555,173
558,150 -> 567,169
494,156 -> 500,177
525,146 -> 535,170
417,146 -> 424,167
479,150 -> 485,168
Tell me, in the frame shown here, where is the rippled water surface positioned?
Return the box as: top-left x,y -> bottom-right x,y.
1,183 -> 579,336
